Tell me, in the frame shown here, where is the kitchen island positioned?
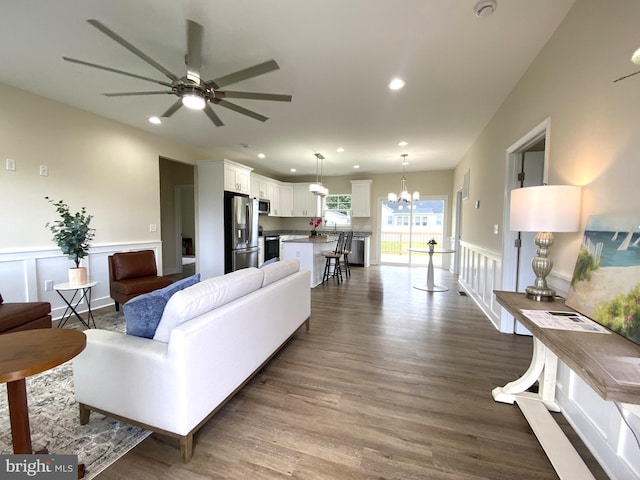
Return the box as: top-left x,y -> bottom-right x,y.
281,236 -> 338,287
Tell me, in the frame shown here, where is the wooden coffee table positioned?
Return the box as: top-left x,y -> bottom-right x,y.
0,328 -> 86,456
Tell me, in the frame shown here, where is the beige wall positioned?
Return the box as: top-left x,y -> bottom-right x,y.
454,0 -> 640,279
0,83 -> 205,252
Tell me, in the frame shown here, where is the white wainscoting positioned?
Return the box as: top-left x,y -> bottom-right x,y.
457,241 -> 503,331
0,242 -> 164,320
456,239 -> 640,480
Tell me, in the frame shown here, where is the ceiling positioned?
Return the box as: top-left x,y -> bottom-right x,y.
0,0 -> 575,178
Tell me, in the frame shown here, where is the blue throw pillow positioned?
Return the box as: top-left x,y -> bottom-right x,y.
124,273 -> 200,339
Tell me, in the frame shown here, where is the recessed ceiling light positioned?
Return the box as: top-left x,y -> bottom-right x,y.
290,168 -> 297,172
388,78 -> 406,90
337,147 -> 345,153
149,116 -> 161,124
398,141 -> 408,147
258,153 -> 265,159
353,165 -> 360,169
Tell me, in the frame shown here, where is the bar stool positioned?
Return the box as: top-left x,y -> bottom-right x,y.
322,231 -> 344,284
342,231 -> 354,278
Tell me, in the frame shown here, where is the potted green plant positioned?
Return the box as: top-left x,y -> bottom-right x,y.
427,238 -> 438,252
45,197 -> 95,285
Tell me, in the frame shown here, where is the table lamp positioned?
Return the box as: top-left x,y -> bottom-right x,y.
509,185 -> 581,301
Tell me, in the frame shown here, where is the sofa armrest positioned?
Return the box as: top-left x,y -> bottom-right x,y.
72,329 -> 183,432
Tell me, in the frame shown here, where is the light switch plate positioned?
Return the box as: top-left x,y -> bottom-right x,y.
6,158 -> 15,171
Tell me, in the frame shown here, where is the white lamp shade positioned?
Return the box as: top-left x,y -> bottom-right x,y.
510,185 -> 581,233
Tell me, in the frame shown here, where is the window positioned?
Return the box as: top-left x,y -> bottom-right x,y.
324,194 -> 352,226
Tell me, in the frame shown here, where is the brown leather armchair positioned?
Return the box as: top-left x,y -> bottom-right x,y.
108,250 -> 174,310
0,293 -> 52,333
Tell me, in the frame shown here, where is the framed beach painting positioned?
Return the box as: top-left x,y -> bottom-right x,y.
565,214 -> 640,346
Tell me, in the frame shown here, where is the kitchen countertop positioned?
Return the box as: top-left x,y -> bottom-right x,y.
282,237 -> 336,244
263,230 -> 371,237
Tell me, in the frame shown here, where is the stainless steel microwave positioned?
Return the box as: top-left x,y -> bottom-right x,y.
257,198 -> 270,215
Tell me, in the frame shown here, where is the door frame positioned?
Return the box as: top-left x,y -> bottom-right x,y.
453,189 -> 463,276
500,117 -> 550,332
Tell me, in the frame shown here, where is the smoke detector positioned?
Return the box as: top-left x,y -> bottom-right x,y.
474,0 -> 497,17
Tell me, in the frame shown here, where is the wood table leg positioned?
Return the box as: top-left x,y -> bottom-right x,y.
6,378 -> 33,454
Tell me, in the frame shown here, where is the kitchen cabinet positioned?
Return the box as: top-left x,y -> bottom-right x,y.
251,174 -> 267,199
268,181 -> 281,216
280,184 -> 293,217
292,183 -> 319,217
350,180 -> 372,217
224,161 -> 251,195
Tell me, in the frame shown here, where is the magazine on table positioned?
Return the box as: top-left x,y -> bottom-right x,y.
520,310 -> 611,334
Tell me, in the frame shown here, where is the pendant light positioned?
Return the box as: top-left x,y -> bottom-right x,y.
388,154 -> 419,202
309,153 -> 329,196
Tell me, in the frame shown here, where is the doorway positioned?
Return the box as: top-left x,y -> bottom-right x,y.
500,118 -> 549,333
159,158 -> 196,277
379,197 -> 446,266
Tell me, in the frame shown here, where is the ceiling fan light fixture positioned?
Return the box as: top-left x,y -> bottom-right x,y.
148,116 -> 161,124
182,93 -> 206,110
632,48 -> 640,65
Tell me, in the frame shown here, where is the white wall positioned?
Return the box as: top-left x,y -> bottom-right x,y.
0,83 -> 205,301
454,2 -> 640,478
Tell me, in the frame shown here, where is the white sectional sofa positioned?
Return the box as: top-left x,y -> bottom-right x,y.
72,260 -> 311,462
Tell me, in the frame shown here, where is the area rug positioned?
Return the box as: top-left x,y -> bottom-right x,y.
0,311 -> 150,479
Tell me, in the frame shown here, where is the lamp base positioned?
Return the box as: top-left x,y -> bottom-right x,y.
525,285 -> 556,302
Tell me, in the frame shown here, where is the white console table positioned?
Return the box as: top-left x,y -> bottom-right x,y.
493,291 -> 640,480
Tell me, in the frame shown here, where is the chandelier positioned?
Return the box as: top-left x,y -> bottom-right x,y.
309,153 -> 329,196
388,154 -> 419,202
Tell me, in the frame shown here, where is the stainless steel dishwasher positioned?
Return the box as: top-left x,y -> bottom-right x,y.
350,237 -> 365,265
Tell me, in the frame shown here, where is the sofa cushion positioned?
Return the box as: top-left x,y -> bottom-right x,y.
112,250 -> 158,281
261,259 -> 300,287
124,274 -> 200,339
153,268 -> 264,343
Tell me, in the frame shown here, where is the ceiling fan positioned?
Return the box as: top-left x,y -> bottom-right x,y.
63,19 -> 292,126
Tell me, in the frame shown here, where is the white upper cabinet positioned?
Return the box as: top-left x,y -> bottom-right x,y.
224,161 -> 252,195
292,183 -> 319,217
280,183 -> 293,217
351,180 -> 372,217
251,174 -> 270,199
268,181 -> 281,216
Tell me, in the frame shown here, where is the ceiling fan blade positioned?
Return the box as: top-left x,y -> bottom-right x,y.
214,99 -> 268,122
103,91 -> 173,97
161,99 -> 183,118
186,20 -> 203,84
204,104 -> 224,127
87,19 -> 180,82
216,91 -> 292,102
207,60 -> 280,89
613,70 -> 640,83
63,57 -> 173,88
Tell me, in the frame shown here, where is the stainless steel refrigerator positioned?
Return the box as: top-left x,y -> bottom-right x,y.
224,193 -> 258,273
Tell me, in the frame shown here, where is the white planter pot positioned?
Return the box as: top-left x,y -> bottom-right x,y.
69,267 -> 87,286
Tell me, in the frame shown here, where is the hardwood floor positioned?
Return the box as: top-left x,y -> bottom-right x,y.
96,265 -> 609,479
